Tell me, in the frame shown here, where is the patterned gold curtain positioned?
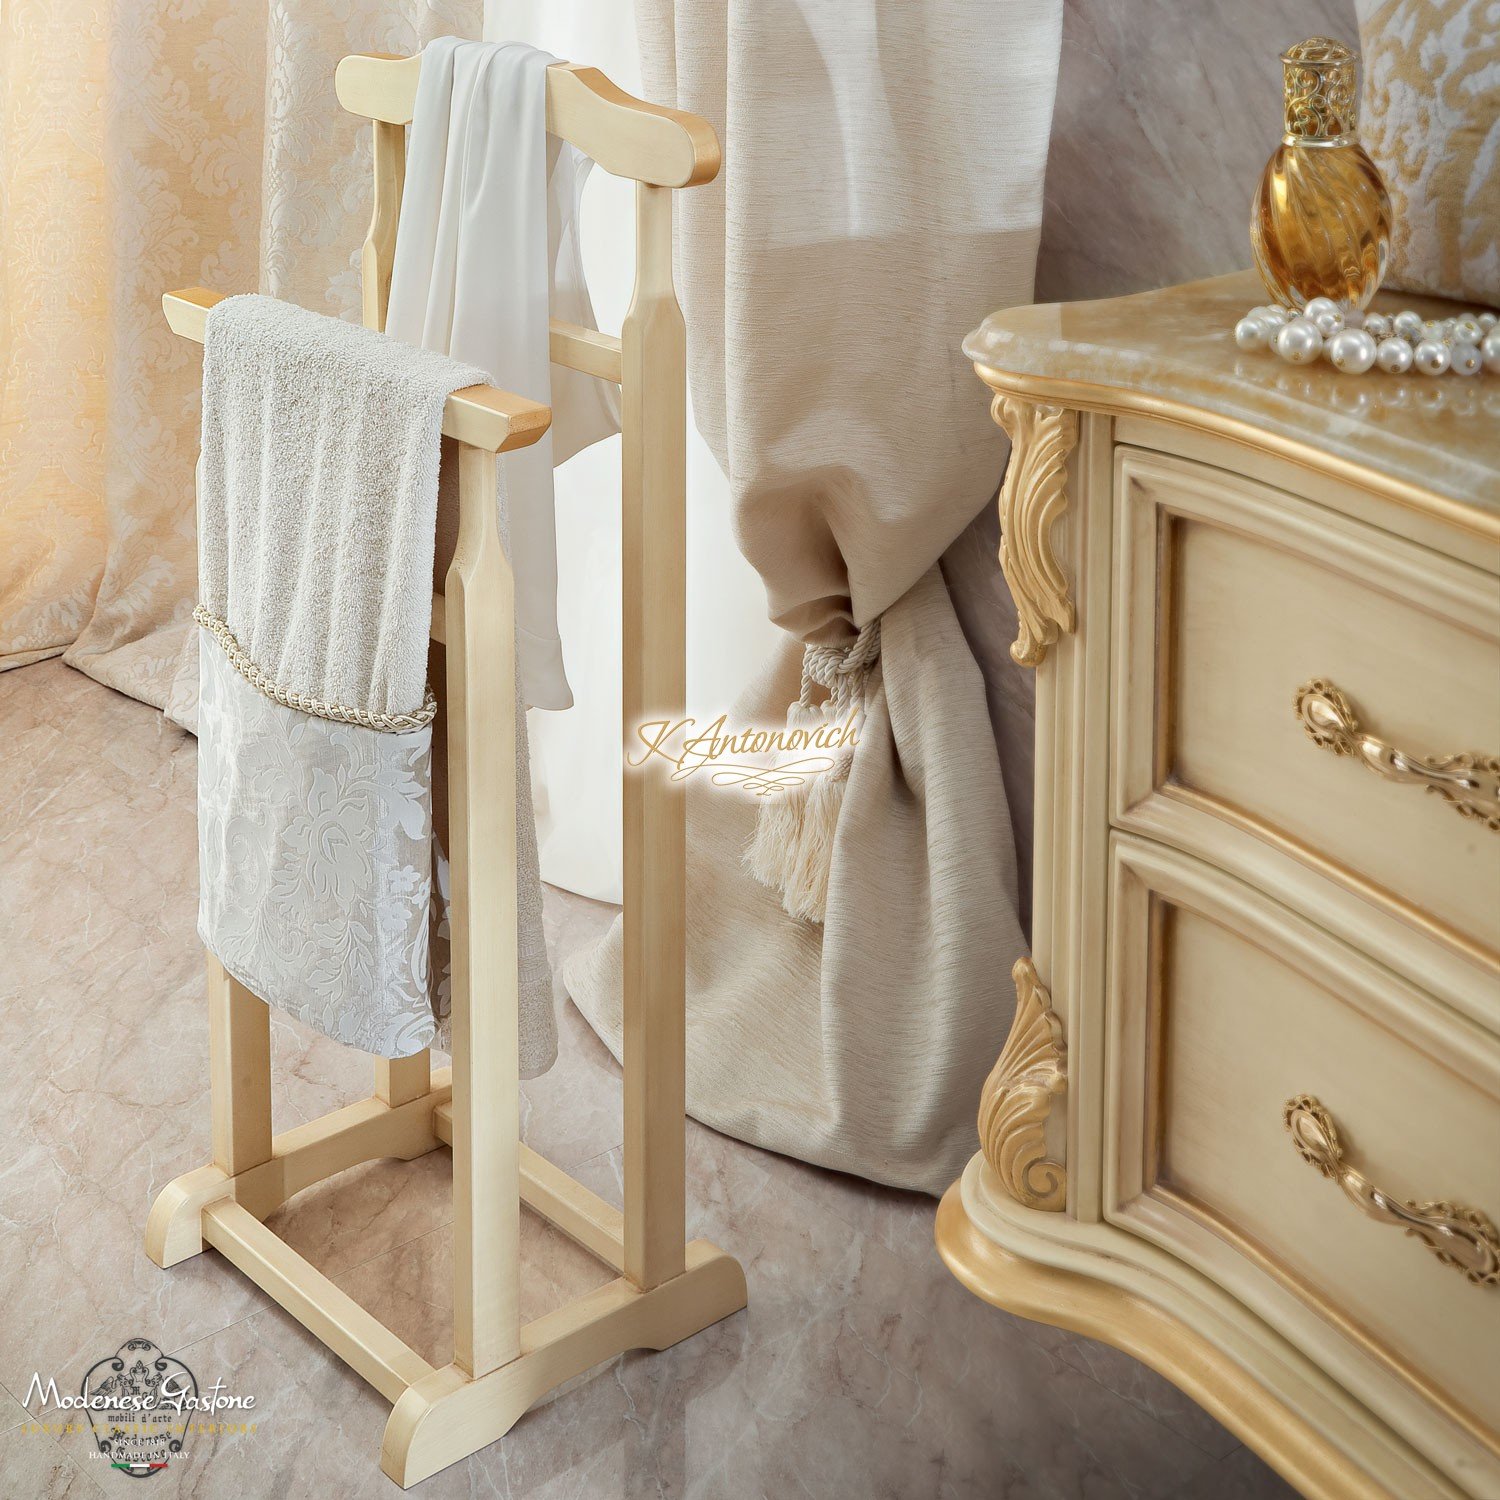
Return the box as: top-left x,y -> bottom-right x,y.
0,0 -> 479,706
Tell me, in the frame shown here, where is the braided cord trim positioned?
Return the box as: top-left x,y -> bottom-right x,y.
799,616 -> 882,718
193,604 -> 437,732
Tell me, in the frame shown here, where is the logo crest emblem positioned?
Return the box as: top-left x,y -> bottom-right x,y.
81,1338 -> 196,1478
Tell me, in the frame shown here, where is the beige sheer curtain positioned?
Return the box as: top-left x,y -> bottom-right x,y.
0,0 -> 480,704
566,0 -> 1063,1195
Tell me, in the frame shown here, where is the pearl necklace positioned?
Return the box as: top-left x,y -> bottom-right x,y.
1235,298 -> 1500,377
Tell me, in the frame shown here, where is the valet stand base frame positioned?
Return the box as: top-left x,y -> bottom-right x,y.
146,1032 -> 747,1486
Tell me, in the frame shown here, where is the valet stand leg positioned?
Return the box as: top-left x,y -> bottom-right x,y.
362,120 -> 433,1127
207,954 -> 272,1176
377,440 -> 530,1488
443,442 -> 522,1379
144,954 -> 276,1270
620,181 -> 687,1291
376,1052 -> 431,1108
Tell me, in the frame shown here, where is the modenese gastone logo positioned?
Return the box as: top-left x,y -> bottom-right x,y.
25,1338 -> 254,1478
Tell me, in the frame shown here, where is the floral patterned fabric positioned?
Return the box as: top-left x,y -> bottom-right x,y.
0,0 -> 480,698
197,631 -> 445,1058
198,629 -> 557,1071
1356,0 -> 1500,305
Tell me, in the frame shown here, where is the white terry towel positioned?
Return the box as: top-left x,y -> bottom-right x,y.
196,294 -> 557,1074
386,36 -> 619,712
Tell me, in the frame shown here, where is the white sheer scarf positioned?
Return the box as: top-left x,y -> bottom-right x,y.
386,35 -> 618,711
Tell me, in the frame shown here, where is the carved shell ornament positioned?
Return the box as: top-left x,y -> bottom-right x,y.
991,396 -> 1078,669
978,958 -> 1067,1211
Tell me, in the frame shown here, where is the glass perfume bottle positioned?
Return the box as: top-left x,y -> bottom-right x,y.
1251,37 -> 1391,312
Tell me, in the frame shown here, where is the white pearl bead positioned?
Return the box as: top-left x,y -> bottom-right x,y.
1225,301 -> 1500,377
1451,342 -> 1483,377
1234,316 -> 1270,351
1413,338 -> 1450,376
1276,318 -> 1323,365
1376,337 -> 1414,374
1325,327 -> 1378,374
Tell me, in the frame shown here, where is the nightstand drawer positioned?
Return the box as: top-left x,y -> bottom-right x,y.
1106,838 -> 1500,1466
1112,449 -> 1500,964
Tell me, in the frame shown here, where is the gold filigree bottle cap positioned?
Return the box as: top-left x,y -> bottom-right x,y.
1281,36 -> 1359,146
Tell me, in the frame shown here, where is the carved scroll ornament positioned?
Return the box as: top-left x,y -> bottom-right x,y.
978,957 -> 1067,1211
992,395 -> 1079,669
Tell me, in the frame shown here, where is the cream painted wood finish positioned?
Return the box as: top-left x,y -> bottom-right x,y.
1113,449 -> 1500,969
1109,839 -> 1500,1476
941,282 -> 1500,1500
146,50 -> 745,1490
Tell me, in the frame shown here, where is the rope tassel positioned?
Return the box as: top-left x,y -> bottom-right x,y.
746,618 -> 880,924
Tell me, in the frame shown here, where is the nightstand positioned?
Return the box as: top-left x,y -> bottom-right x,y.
938,271 -> 1500,1500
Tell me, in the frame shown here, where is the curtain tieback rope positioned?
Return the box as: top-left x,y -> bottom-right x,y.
746,615 -> 881,922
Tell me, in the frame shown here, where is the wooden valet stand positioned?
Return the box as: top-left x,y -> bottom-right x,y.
145,50 -> 744,1488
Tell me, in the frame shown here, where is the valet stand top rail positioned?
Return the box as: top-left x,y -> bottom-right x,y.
145,49 -> 745,1490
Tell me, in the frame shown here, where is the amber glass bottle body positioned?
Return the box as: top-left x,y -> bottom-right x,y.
1252,140 -> 1390,312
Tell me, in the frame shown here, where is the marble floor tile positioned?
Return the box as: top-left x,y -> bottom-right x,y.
1012,1321 -> 1242,1461
42,1310 -> 407,1500
332,1206 -> 614,1369
0,1382 -> 31,1432
264,1149 -> 458,1281
568,1136 -> 1224,1500
748,1140 -> 940,1265
0,1424 -> 103,1498
0,662 -> 1299,1498
1168,1444 -> 1304,1500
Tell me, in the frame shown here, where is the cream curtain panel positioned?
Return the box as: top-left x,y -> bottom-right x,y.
567,0 -> 1064,1194
0,0 -> 480,699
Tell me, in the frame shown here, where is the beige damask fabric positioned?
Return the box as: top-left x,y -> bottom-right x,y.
197,638 -> 445,1058
1356,0 -> 1500,305
0,0 -> 481,699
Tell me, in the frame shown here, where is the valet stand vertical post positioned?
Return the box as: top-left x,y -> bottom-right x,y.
144,49 -> 745,1488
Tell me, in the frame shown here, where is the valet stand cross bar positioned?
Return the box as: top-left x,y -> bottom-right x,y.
145,51 -> 745,1488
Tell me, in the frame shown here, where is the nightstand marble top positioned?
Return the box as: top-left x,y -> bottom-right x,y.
965,271 -> 1499,529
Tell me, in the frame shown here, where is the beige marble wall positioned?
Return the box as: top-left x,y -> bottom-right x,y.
1036,0 -> 1358,302
947,0 -> 1358,931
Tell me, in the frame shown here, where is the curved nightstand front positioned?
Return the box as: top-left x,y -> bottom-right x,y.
941,272 -> 1500,1500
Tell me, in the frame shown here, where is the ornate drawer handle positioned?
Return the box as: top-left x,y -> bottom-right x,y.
1283,1095 -> 1500,1287
1294,679 -> 1500,831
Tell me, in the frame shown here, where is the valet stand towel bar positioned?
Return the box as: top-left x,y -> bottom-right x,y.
145,50 -> 744,1488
